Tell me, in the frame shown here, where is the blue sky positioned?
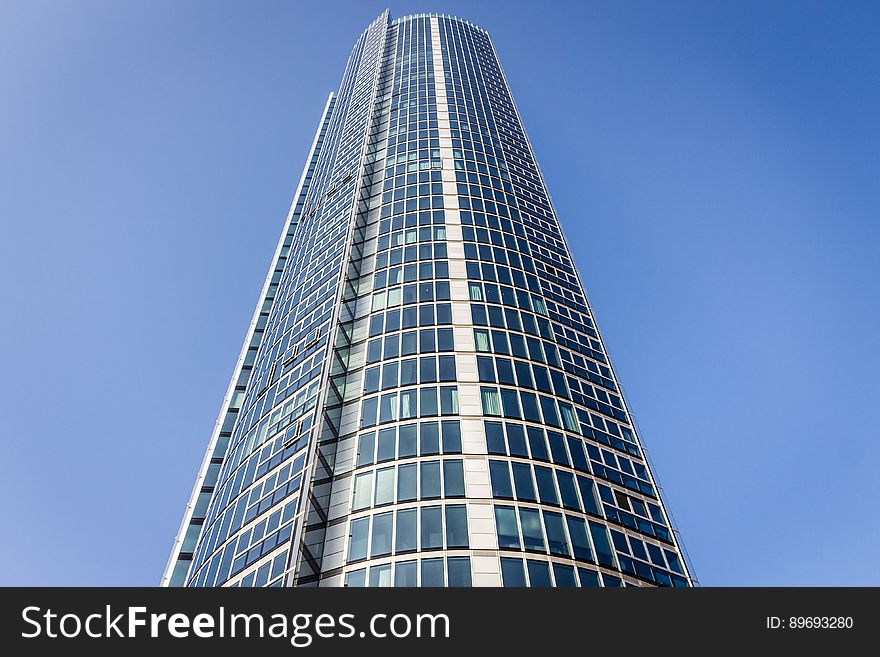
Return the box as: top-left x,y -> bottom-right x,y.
1,0 -> 878,586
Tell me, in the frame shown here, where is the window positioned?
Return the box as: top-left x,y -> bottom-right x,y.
480,387 -> 501,415
370,512 -> 393,557
356,432 -> 375,467
577,476 -> 601,516
348,517 -> 369,562
421,558 -> 444,587
369,564 -> 392,587
445,505 -> 469,548
399,423 -> 417,457
485,421 -> 505,454
553,563 -> 577,588
543,511 -> 569,556
441,420 -> 461,452
352,472 -> 372,511
578,568 -> 601,587
379,393 -> 397,424
421,506 -> 443,550
507,424 -> 528,456
374,467 -> 394,506
526,560 -> 552,587
377,427 -> 395,462
500,557 -> 526,587
345,569 -> 366,587
489,460 -> 513,498
440,387 -> 459,415
447,557 -> 472,587
511,463 -> 536,502
519,508 -> 545,552
527,427 -> 549,461
557,471 -> 581,511
397,463 -> 417,501
438,355 -> 456,381
394,560 -> 417,587
565,516 -> 593,562
420,461 -> 441,499
494,506 -> 520,549
534,466 -> 559,505
420,387 -> 438,416
589,521 -> 616,568
443,460 -> 465,497
395,508 -> 417,553
400,359 -> 418,386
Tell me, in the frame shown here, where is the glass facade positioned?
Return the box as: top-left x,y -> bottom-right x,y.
162,11 -> 693,589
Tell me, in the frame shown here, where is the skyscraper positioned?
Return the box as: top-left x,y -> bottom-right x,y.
162,11 -> 693,588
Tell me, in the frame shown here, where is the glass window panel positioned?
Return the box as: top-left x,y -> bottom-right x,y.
352,472 -> 372,511
345,569 -> 366,587
568,437 -> 589,472
438,355 -> 457,382
543,511 -> 569,556
437,327 -> 454,351
441,420 -> 461,453
369,564 -> 392,587
526,560 -> 552,587
566,515 -> 593,562
443,460 -> 465,497
364,366 -> 380,393
519,508 -> 545,552
420,460 -> 441,499
556,471 -> 581,511
578,568 -> 601,587
370,512 -> 393,557
377,427 -> 396,462
419,356 -> 437,383
552,563 -> 577,588
494,506 -> 520,549
511,462 -> 537,502
397,463 -> 417,502
445,505 -> 469,548
447,557 -> 472,587
577,476 -> 601,516
489,460 -> 513,498
401,331 -> 417,355
348,517 -> 369,561
534,466 -> 559,506
548,432 -> 570,466
395,508 -> 417,553
527,426 -> 549,461
420,506 -> 443,550
379,393 -> 397,424
485,420 -> 506,454
520,392 -> 541,422
421,558 -> 444,587
374,467 -> 395,506
399,389 -> 417,420
420,421 -> 440,455
356,432 -> 375,468
381,361 -> 398,390
361,397 -> 378,428
480,387 -> 502,416
394,560 -> 418,587
506,423 -> 528,457
398,423 -> 418,458
420,386 -> 438,416
440,387 -> 459,415
589,521 -> 617,568
500,388 -> 521,419
400,358 -> 418,385
500,557 -> 526,587
474,329 -> 491,352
